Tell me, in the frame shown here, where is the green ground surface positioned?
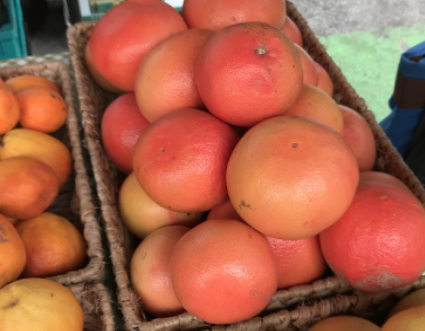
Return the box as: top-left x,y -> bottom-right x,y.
319,23 -> 425,123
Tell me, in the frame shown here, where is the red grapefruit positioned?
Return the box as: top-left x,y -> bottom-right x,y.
182,0 -> 287,31
195,21 -> 303,127
87,1 -> 187,91
320,181 -> 425,293
101,93 -> 150,174
132,108 -> 240,212
170,219 -> 278,324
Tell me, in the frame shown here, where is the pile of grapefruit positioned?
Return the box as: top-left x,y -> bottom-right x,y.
306,288 -> 425,330
0,76 -> 86,330
85,0 -> 425,325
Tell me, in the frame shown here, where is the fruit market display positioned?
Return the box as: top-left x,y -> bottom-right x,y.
81,0 -> 425,327
0,75 -> 86,330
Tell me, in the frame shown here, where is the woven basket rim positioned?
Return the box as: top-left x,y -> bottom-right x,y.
68,281 -> 116,331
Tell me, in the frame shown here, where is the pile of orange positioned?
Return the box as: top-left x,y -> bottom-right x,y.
0,76 -> 85,330
85,0 -> 425,325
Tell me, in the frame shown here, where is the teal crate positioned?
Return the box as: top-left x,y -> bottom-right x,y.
0,0 -> 28,60
80,0 -> 181,22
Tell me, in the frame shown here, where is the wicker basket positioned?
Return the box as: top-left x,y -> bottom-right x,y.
70,282 -> 116,331
0,61 -> 115,330
66,1 -> 425,330
0,61 -> 105,285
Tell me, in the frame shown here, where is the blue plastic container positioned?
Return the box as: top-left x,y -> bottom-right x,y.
0,0 -> 28,60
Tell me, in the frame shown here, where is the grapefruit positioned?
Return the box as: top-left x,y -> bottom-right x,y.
359,171 -> 410,192
135,28 -> 214,123
388,288 -> 425,318
315,62 -> 334,96
130,225 -> 189,317
118,172 -> 204,238
195,21 -> 303,127
169,219 -> 278,324
382,305 -> 425,331
182,0 -> 287,31
282,15 -> 303,47
266,235 -> 327,290
84,44 -> 123,94
320,181 -> 425,293
295,44 -> 318,86
284,84 -> 344,134
87,0 -> 187,91
226,115 -> 359,240
101,93 -> 150,174
340,105 -> 376,171
307,315 -> 380,331
206,199 -> 243,222
132,108 -> 240,212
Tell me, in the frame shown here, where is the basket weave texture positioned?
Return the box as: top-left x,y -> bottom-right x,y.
69,281 -> 116,331
66,1 -> 425,330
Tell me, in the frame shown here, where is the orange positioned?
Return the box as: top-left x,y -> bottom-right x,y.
182,0 -> 287,31
130,225 -> 189,317
5,75 -> 61,94
133,108 -> 240,213
382,305 -> 425,331
15,212 -> 86,278
0,86 -> 20,135
101,93 -> 150,174
282,15 -> 303,47
320,180 -> 425,293
283,84 -> 344,134
0,214 -> 26,288
307,315 -> 380,331
295,44 -> 318,86
339,105 -> 376,171
227,115 -> 359,240
0,278 -> 84,331
135,28 -> 213,123
388,288 -> 425,318
0,157 -> 59,220
0,214 -> 18,225
0,128 -> 72,188
170,219 -> 278,324
87,0 -> 187,91
15,86 -> 68,133
206,199 -> 243,222
118,172 -> 204,239
359,171 -> 410,192
195,21 -> 303,127
315,62 -> 334,96
266,235 -> 327,290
